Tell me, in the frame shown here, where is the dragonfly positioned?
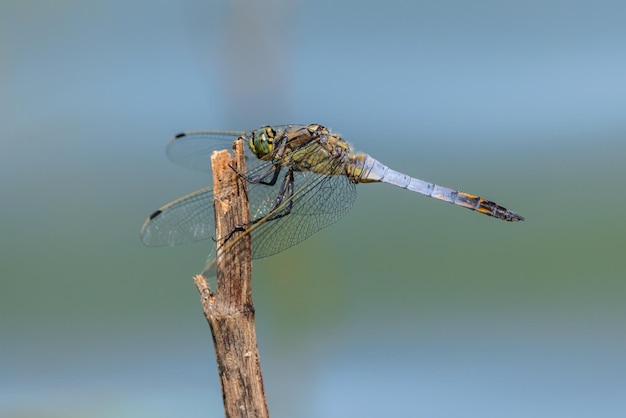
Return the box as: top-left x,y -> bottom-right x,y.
141,124 -> 524,275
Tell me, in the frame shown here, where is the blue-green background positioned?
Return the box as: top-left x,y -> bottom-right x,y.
2,1 -> 625,417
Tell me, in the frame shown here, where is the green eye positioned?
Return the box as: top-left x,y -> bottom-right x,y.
249,127 -> 274,159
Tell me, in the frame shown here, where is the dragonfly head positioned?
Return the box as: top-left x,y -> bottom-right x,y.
248,126 -> 276,160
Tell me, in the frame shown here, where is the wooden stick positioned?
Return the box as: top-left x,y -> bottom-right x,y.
193,138 -> 269,418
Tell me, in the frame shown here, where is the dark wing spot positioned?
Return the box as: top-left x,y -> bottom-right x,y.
174,132 -> 186,139
148,210 -> 162,220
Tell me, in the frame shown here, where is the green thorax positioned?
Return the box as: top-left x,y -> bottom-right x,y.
248,124 -> 371,181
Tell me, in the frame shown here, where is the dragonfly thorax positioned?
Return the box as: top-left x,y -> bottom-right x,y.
248,126 -> 277,160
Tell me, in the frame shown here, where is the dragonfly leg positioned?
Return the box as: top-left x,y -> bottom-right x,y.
249,169 -> 295,224
219,169 -> 296,244
266,169 -> 295,220
229,162 -> 282,186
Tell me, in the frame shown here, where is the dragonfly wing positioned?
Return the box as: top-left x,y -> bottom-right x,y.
140,186 -> 216,246
143,130 -> 293,248
166,130 -> 247,173
245,139 -> 357,259
148,130 -> 356,260
250,173 -> 355,259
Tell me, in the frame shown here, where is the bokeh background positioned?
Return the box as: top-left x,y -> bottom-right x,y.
2,1 -> 625,417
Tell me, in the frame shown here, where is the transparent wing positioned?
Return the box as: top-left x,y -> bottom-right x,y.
249,170 -> 356,259
140,157 -> 287,246
243,139 -> 357,259
143,129 -> 357,261
142,131 -> 248,247
166,130 -> 247,174
165,127 -> 306,175
140,186 -> 216,246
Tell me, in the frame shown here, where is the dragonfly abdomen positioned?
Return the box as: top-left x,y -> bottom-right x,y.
353,154 -> 524,222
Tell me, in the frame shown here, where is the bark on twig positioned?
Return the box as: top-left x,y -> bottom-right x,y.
193,138 -> 269,418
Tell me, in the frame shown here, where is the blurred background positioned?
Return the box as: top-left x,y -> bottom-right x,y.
2,1 -> 625,417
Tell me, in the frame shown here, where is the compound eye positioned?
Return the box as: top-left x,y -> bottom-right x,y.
265,126 -> 276,138
249,126 -> 275,159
